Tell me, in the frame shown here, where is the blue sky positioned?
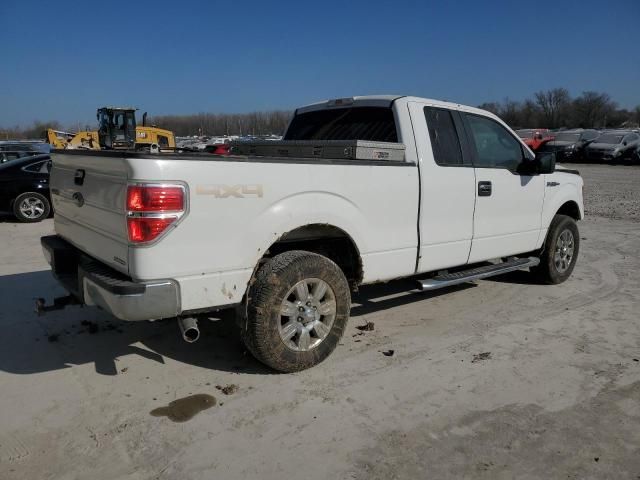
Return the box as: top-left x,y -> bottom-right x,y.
1,0 -> 638,127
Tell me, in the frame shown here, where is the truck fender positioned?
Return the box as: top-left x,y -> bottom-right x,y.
240,191 -> 367,289
537,182 -> 583,249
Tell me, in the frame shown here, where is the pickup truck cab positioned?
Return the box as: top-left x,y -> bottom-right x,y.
40,95 -> 584,372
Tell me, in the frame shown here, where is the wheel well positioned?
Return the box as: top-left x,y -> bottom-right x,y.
556,201 -> 581,220
264,224 -> 363,290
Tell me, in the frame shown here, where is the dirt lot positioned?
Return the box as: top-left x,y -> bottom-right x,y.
1,164 -> 639,479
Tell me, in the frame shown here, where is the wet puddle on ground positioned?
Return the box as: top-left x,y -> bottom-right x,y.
150,394 -> 216,422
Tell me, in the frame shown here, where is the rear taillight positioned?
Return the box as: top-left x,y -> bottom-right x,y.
126,184 -> 186,243
127,185 -> 184,211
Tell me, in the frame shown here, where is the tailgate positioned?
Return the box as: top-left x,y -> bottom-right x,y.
50,151 -> 130,274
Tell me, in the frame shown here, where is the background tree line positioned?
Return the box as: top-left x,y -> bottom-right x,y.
2,88 -> 639,140
479,88 -> 640,129
148,110 -> 292,137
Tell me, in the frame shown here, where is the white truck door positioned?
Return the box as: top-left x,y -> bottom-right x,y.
409,102 -> 476,272
461,113 -> 545,262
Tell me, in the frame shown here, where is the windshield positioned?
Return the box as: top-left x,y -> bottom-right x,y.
284,107 -> 398,142
554,133 -> 581,142
596,134 -> 624,144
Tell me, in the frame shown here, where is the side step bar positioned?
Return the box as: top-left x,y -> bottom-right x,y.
417,257 -> 540,291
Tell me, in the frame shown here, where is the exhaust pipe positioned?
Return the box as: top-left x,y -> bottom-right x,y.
178,317 -> 200,343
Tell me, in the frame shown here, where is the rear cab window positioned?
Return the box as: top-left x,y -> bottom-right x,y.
284,107 -> 398,142
423,107 -> 468,166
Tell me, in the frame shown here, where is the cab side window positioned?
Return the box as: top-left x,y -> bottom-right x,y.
464,114 -> 523,170
424,107 -> 464,166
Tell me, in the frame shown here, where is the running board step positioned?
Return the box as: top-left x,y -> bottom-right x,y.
417,257 -> 540,291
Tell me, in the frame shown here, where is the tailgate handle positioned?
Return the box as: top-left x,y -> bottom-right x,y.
74,169 -> 86,186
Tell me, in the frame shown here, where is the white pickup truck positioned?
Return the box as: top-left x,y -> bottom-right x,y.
39,95 -> 584,372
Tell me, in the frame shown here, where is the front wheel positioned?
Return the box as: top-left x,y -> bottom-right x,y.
242,250 -> 351,372
13,192 -> 50,223
531,214 -> 580,284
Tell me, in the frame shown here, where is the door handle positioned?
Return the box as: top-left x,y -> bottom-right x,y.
478,181 -> 492,196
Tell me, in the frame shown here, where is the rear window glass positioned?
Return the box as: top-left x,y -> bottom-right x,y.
554,133 -> 580,142
596,134 -> 624,144
284,107 -> 398,142
424,107 -> 464,166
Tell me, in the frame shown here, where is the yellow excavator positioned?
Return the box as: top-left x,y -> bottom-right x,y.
46,107 -> 176,151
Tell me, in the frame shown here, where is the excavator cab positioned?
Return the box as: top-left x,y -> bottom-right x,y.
97,107 -> 136,149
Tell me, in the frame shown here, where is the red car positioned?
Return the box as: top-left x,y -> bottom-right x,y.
516,129 -> 555,151
203,143 -> 231,155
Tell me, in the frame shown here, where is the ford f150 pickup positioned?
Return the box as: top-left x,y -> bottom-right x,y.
39,95 -> 584,372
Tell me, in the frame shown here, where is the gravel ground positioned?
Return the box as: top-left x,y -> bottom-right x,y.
0,165 -> 639,479
578,163 -> 640,221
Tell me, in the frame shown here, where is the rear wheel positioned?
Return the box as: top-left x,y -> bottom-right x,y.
13,192 -> 50,223
531,214 -> 579,284
242,250 -> 351,372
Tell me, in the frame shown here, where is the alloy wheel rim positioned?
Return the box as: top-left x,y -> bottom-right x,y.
19,197 -> 45,219
278,278 -> 336,352
554,229 -> 575,273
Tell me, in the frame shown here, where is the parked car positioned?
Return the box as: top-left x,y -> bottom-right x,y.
516,129 -> 555,151
203,143 -> 231,155
0,141 -> 49,163
39,95 -> 584,372
537,129 -> 600,162
0,154 -> 52,222
584,130 -> 640,162
633,144 -> 640,164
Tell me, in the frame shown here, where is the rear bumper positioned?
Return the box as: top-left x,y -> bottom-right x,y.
41,235 -> 180,321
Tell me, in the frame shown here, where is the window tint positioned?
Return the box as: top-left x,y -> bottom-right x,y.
23,161 -> 47,172
424,107 -> 464,166
464,114 -> 522,169
284,107 -> 398,142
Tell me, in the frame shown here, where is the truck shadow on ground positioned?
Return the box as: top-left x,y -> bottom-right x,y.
0,269 -> 481,377
482,269 -> 544,285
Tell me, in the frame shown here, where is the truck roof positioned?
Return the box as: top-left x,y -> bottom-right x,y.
296,95 -> 498,120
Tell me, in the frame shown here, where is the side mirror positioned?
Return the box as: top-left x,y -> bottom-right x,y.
623,141 -> 628,146
535,151 -> 556,174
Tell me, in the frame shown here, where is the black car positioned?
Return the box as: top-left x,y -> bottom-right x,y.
584,131 -> 640,163
0,154 -> 52,222
537,129 -> 600,162
0,141 -> 50,164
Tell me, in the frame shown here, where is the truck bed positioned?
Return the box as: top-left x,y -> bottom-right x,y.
49,148 -> 419,312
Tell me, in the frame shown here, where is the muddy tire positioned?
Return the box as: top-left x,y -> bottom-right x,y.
13,192 -> 50,223
242,250 -> 351,372
531,214 -> 580,284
